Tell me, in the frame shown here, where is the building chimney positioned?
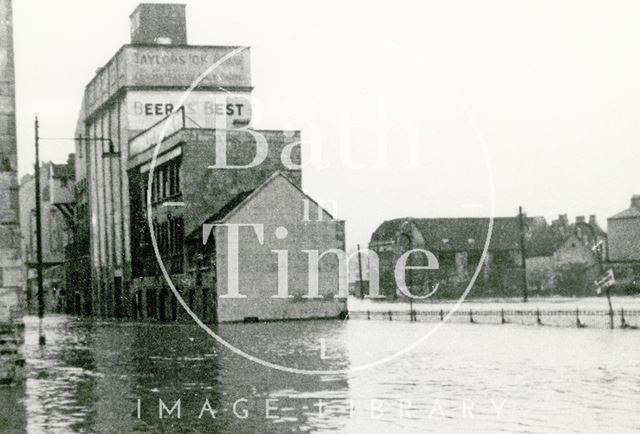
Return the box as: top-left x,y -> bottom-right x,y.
130,3 -> 187,45
631,195 -> 640,209
576,215 -> 585,224
589,214 -> 597,225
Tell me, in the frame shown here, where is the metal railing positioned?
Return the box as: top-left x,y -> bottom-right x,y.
349,308 -> 640,329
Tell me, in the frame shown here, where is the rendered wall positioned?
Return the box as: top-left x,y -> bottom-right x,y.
215,175 -> 346,322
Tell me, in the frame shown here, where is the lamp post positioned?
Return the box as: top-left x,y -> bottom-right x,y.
33,116 -> 115,345
518,206 -> 528,302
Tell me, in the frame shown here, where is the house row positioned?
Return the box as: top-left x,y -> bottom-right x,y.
367,205 -> 639,298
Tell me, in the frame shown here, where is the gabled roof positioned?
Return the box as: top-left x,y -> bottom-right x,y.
609,207 -> 640,220
186,171 -> 334,241
370,215 -> 552,255
186,189 -> 254,241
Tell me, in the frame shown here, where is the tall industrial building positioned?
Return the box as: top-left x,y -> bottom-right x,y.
0,0 -> 23,384
72,3 -> 346,322
72,3 -> 255,316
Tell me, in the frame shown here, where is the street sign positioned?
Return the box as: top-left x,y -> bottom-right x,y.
594,269 -> 615,294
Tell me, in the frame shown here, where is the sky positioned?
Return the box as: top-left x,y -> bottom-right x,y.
11,0 -> 640,248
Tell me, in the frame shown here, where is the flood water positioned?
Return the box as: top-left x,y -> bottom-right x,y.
1,314 -> 639,433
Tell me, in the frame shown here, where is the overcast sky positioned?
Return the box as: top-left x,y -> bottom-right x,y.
12,0 -> 640,248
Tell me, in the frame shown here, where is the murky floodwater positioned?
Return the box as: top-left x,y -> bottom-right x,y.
1,315 -> 639,433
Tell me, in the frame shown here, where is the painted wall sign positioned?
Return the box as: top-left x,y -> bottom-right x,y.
126,90 -> 252,132
85,45 -> 251,116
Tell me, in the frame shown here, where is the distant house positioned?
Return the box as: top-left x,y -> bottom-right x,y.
370,213 -> 606,299
606,195 -> 640,290
608,196 -> 640,262
18,156 -> 75,313
526,214 -> 605,295
186,172 -> 347,323
369,216 -> 534,299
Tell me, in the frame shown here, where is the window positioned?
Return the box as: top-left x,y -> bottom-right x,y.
438,251 -> 456,268
493,250 -> 514,266
149,158 -> 181,203
0,156 -> 11,172
467,250 -> 482,267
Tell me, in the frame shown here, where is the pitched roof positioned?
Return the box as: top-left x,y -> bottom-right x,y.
370,216 -> 552,255
186,189 -> 254,241
185,171 -> 334,241
609,207 -> 640,220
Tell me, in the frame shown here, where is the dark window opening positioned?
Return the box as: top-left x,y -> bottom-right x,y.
493,250 -> 514,266
438,251 -> 456,268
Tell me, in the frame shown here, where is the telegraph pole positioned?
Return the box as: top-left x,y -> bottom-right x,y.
357,244 -> 365,299
34,117 -> 45,345
518,206 -> 528,303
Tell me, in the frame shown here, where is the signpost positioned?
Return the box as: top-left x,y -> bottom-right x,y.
595,269 -> 615,329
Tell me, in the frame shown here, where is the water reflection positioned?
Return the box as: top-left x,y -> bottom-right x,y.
1,315 -> 639,433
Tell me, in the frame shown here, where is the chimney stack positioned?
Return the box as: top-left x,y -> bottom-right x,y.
130,3 -> 187,45
576,215 -> 585,224
631,195 -> 640,209
589,214 -> 597,225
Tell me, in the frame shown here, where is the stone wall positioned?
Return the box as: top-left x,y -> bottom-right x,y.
608,217 -> 640,262
0,0 -> 23,385
0,287 -> 23,384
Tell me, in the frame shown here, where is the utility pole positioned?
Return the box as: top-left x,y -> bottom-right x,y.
357,244 -> 365,299
34,117 -> 45,345
518,206 -> 528,303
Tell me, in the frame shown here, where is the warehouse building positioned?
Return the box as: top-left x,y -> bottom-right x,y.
128,157 -> 345,322
71,3 -> 253,317
71,3 -> 346,321
127,122 -> 310,321
369,217 -> 531,299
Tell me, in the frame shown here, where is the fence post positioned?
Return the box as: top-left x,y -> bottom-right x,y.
536,308 -> 542,325
439,309 -> 444,321
367,310 -> 370,320
469,309 -> 474,323
501,308 -> 506,324
388,310 -> 392,321
576,308 -> 582,328
621,308 -> 626,329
